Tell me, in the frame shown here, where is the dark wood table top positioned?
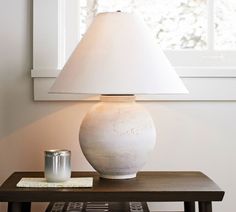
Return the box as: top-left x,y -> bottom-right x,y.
0,171 -> 224,202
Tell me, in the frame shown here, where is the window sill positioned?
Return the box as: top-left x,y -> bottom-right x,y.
31,67 -> 236,101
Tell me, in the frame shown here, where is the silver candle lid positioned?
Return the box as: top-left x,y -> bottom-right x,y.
45,149 -> 71,156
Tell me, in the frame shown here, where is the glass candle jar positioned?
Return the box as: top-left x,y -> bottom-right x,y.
44,150 -> 71,182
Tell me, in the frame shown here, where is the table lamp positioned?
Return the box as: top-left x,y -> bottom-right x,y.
50,12 -> 188,179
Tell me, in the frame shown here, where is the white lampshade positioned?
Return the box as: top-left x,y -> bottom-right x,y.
50,12 -> 188,94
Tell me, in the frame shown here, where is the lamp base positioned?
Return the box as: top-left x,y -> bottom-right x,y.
79,95 -> 156,180
100,173 -> 136,180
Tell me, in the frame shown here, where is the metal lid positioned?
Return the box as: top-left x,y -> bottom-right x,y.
45,149 -> 71,156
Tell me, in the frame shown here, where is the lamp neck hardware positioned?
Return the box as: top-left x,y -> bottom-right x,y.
100,95 -> 136,102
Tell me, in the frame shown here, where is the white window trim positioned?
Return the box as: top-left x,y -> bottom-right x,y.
31,0 -> 236,101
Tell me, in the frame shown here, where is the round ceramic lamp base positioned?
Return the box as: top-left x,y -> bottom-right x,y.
100,173 -> 137,180
79,95 -> 156,179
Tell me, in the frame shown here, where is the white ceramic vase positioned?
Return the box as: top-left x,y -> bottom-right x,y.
79,95 -> 156,179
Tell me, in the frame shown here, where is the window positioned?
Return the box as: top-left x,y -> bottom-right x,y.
81,0 -> 208,50
31,0 -> 236,101
80,0 -> 236,67
215,0 -> 236,50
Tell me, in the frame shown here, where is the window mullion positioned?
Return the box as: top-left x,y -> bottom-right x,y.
207,0 -> 215,51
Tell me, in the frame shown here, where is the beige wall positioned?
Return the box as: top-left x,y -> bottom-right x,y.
1,1 -> 236,211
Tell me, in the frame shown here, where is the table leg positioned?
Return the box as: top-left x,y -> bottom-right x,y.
199,202 -> 212,212
8,202 -> 31,212
184,201 -> 195,212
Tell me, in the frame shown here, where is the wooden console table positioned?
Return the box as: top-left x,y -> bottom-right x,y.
0,171 -> 224,212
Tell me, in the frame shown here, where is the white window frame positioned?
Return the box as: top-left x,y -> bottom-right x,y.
31,0 -> 236,101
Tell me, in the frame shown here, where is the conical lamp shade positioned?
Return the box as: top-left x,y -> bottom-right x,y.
50,12 -> 188,94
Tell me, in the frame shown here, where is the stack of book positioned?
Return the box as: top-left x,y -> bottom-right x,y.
46,201 -> 150,212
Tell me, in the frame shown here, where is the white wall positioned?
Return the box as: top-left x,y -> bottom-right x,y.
0,1 -> 235,211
